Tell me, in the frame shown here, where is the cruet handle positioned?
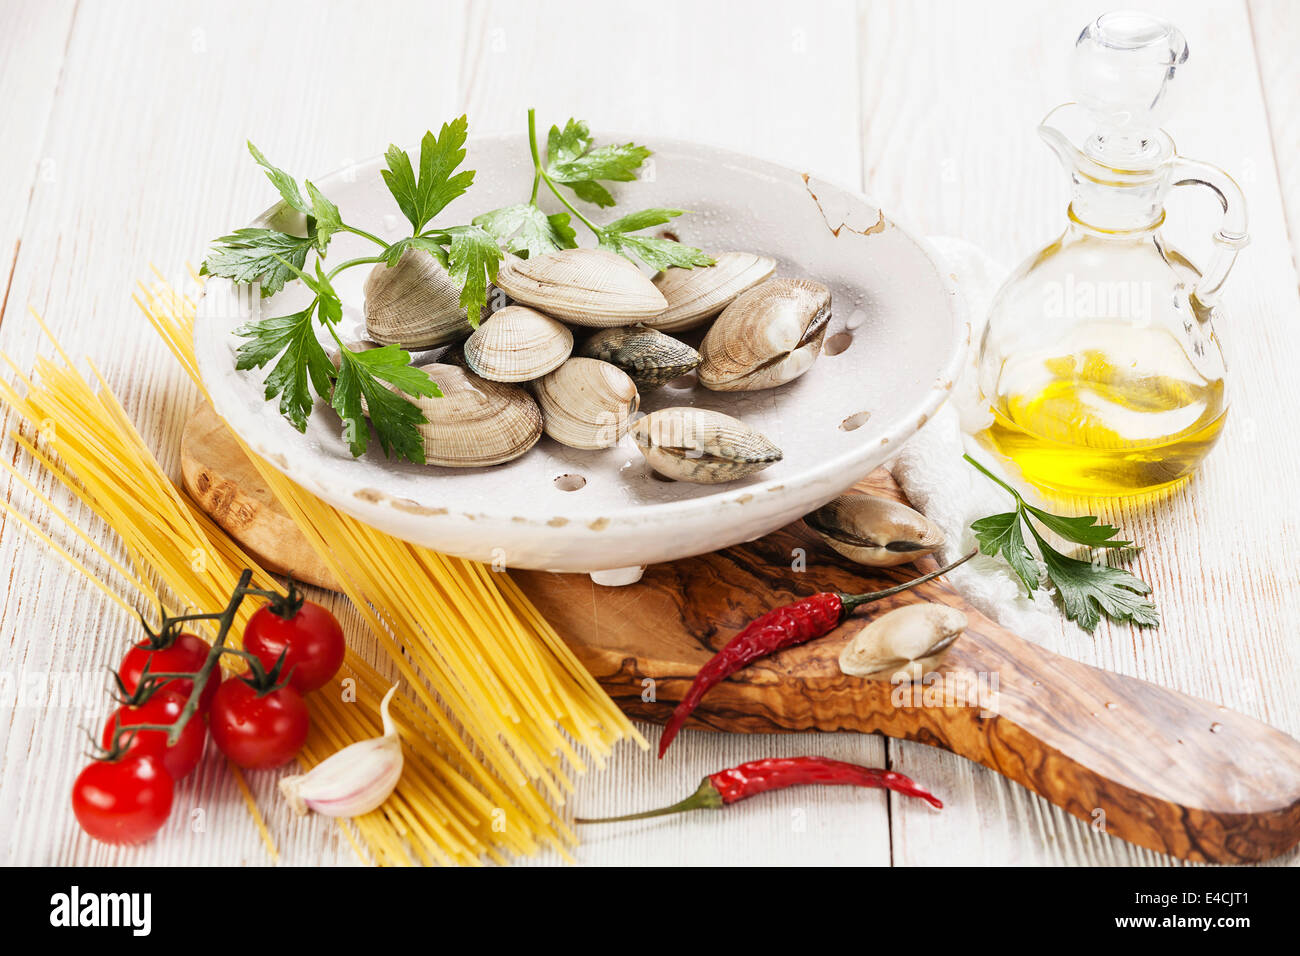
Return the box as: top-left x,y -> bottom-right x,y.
1169,157 -> 1249,312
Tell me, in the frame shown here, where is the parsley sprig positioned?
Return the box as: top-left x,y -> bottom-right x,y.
474,110 -> 714,270
202,110 -> 712,461
203,120 -> 491,461
965,454 -> 1159,632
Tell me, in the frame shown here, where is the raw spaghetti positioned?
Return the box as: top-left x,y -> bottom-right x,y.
0,279 -> 644,866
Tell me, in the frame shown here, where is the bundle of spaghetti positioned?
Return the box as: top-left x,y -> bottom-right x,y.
142,277 -> 643,810
0,336 -> 540,865
0,284 -> 643,865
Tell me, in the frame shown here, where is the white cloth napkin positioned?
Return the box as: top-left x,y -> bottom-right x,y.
886,237 -> 1084,645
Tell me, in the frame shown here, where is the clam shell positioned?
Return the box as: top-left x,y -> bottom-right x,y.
434,341 -> 468,367
409,363 -> 542,467
364,249 -> 474,348
697,278 -> 831,391
463,305 -> 573,383
493,248 -> 667,326
577,326 -> 701,391
534,358 -> 639,449
647,252 -> 777,332
839,604 -> 967,681
804,495 -> 945,567
630,407 -> 782,484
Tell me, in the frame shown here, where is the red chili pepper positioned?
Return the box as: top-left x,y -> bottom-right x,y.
657,548 -> 977,758
576,756 -> 942,823
658,593 -> 843,757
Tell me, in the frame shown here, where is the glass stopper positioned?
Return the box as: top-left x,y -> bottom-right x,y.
1070,11 -> 1188,164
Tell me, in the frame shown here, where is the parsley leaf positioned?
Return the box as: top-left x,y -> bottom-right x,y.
1027,524 -> 1160,631
305,181 -> 342,250
547,119 -> 592,167
519,113 -> 714,271
381,116 -> 476,233
234,309 -> 334,431
332,345 -> 440,462
248,142 -> 310,216
473,203 -> 577,258
270,254 -> 343,325
597,232 -> 712,270
1020,504 -> 1130,549
310,260 -> 343,324
602,208 -> 683,233
964,454 -> 1158,632
545,118 -> 650,208
597,207 -> 713,270
245,144 -> 341,254
381,235 -> 452,270
970,511 -> 1041,594
431,224 -> 502,320
201,228 -> 315,296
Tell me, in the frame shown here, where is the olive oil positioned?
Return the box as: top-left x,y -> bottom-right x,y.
974,13 -> 1247,499
983,329 -> 1227,497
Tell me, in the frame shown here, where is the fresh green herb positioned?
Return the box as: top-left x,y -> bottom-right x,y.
245,143 -> 341,253
203,111 -> 710,461
332,345 -> 440,462
305,181 -> 343,250
472,203 -> 576,259
475,109 -> 713,271
380,118 -> 476,234
965,454 -> 1158,632
449,225 -> 505,312
599,208 -> 714,269
234,309 -> 334,430
202,132 -> 483,461
201,228 -> 316,296
544,119 -> 651,208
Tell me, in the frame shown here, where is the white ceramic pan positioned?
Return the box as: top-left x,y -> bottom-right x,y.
195,134 -> 967,583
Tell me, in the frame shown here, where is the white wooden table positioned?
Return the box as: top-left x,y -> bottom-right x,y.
2,0 -> 1298,867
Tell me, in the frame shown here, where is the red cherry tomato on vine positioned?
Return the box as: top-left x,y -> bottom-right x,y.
209,678 -> 309,769
244,600 -> 345,693
101,691 -> 206,779
119,632 -> 220,713
71,754 -> 174,845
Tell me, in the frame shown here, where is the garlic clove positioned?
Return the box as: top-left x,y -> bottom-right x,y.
279,684 -> 403,818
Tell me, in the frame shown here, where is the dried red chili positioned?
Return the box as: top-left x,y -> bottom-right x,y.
657,548 -> 976,758
576,756 -> 942,823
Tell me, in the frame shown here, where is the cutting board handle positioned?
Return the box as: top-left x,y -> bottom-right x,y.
600,585 -> 1300,863
848,593 -> 1300,863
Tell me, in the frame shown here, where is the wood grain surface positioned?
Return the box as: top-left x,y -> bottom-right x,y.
1,0 -> 1298,867
182,411 -> 1300,863
181,402 -> 340,591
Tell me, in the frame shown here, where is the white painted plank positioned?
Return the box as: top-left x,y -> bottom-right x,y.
457,0 -> 882,866
860,0 -> 1300,866
0,0 -> 473,866
0,1 -> 74,271
460,0 -> 863,185
1250,0 -> 1300,276
0,0 -> 875,868
3,0 -> 1296,868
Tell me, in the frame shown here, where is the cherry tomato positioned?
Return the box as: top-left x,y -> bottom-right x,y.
71,754 -> 174,845
119,632 -> 220,713
101,691 -> 206,779
209,678 -> 309,769
244,600 -> 345,693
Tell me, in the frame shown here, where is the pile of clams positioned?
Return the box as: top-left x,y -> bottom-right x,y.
361,244 -> 835,483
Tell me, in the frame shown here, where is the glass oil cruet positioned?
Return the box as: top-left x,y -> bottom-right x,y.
976,11 -> 1249,498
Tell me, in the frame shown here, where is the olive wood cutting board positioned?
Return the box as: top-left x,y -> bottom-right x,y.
182,403 -> 1300,863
